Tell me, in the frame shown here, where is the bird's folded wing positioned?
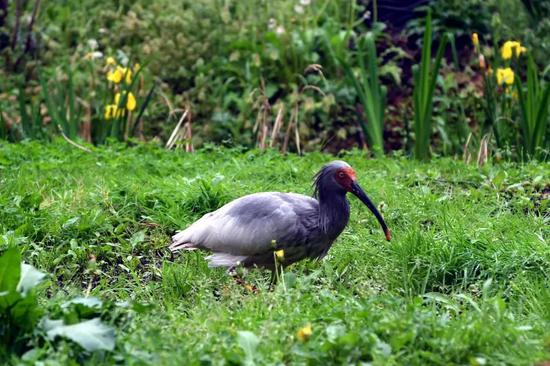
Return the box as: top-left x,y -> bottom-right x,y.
175,192 -> 317,255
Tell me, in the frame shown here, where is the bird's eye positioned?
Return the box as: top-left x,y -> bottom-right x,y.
338,171 -> 345,178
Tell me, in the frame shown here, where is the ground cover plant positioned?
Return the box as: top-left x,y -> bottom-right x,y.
1,0 -> 548,159
0,140 -> 549,364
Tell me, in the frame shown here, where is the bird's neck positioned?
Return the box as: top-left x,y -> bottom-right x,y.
318,193 -> 350,239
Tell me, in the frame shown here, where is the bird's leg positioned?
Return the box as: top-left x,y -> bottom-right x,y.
228,266 -> 258,293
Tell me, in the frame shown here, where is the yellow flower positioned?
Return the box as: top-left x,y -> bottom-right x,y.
107,67 -> 123,84
471,33 -> 479,47
500,41 -> 526,60
274,249 -> 285,262
106,56 -> 116,66
126,92 -> 136,111
496,67 -> 514,85
115,91 -> 137,111
124,68 -> 132,84
107,66 -> 132,84
296,324 -> 312,342
133,63 -> 141,73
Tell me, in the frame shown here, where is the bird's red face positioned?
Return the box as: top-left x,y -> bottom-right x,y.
334,167 -> 357,192
334,166 -> 391,242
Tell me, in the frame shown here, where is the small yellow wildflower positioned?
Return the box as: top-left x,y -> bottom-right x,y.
496,67 -> 514,86
106,56 -> 116,66
471,33 -> 479,47
500,41 -> 526,60
133,63 -> 141,73
114,91 -> 137,111
296,324 -> 312,342
274,249 -> 285,262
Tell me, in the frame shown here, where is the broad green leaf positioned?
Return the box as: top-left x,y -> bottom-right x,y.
17,263 -> 46,295
62,297 -> 103,310
45,318 -> 115,352
237,330 -> 260,366
41,318 -> 64,332
10,292 -> 42,331
129,231 -> 146,249
326,323 -> 347,342
0,247 -> 21,293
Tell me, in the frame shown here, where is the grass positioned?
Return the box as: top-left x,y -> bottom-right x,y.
0,140 -> 549,365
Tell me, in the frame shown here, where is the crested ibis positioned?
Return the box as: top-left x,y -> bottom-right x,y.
169,160 -> 390,271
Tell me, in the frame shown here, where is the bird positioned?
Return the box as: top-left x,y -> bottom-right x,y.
169,160 -> 390,272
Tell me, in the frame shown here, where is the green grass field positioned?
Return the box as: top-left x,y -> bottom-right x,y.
1,141 -> 549,365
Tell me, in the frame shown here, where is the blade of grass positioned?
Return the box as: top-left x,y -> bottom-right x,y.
413,9 -> 451,160
339,32 -> 385,156
131,83 -> 156,137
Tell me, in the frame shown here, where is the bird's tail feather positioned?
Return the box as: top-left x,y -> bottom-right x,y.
169,242 -> 198,252
169,231 -> 197,252
205,253 -> 247,268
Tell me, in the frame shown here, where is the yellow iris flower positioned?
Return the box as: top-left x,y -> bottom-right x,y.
114,91 -> 137,111
126,92 -> 136,111
296,324 -> 312,342
107,66 -> 133,84
496,67 -> 514,86
124,69 -> 132,84
500,41 -> 526,60
107,67 -> 123,84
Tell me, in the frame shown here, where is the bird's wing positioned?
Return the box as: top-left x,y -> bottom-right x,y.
172,192 -> 318,255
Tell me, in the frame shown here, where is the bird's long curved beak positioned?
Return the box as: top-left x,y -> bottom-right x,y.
350,181 -> 391,241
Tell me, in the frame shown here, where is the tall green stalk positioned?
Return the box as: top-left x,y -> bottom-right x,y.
514,55 -> 550,159
17,85 -> 45,140
39,65 -> 81,139
413,10 -> 449,160
340,33 -> 386,156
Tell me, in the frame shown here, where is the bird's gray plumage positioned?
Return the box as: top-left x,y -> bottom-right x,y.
170,160 -> 383,270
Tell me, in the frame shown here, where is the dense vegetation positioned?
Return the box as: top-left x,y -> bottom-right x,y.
1,0 -> 549,159
1,141 -> 549,364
